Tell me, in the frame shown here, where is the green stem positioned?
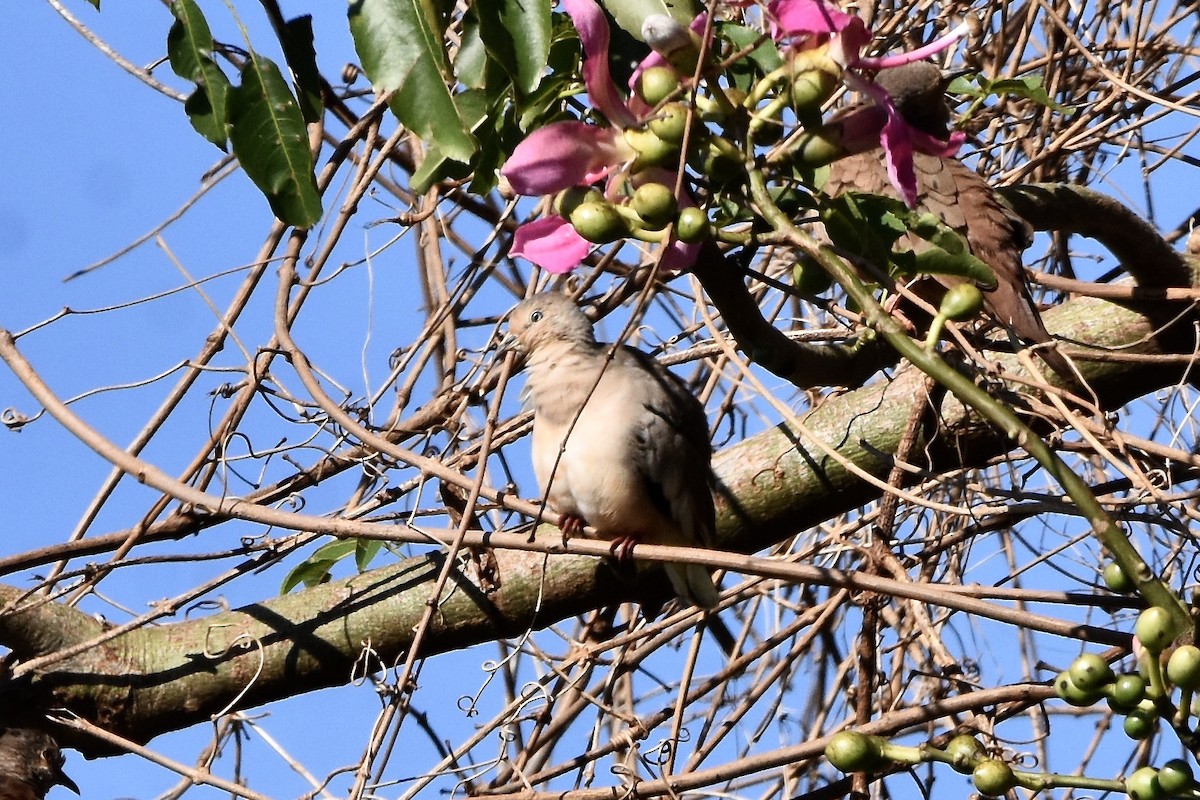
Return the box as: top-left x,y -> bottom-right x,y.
744,164 -> 1191,637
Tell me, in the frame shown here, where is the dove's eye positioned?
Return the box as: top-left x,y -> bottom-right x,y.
530,310 -> 544,323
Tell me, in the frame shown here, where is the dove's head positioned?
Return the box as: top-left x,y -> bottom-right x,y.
505,293 -> 597,355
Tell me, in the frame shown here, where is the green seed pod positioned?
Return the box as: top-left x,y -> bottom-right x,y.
943,734 -> 984,775
569,201 -> 628,244
631,183 -> 678,229
675,206 -> 711,244
1126,766 -> 1166,800
1135,606 -> 1175,653
648,102 -> 691,144
1166,644 -> 1200,690
1103,561 -> 1136,593
1122,707 -> 1159,740
1053,670 -> 1103,707
1108,673 -> 1147,710
626,128 -> 681,170
1069,653 -> 1115,693
635,66 -> 680,106
972,759 -> 1017,797
792,260 -> 833,298
824,731 -> 885,773
1157,759 -> 1194,794
939,283 -> 985,321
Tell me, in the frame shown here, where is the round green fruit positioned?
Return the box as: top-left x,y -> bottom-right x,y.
939,283 -> 984,321
1069,653 -> 1115,692
1123,707 -> 1159,740
1054,670 -> 1103,707
1157,759 -> 1194,794
675,207 -> 711,244
824,731 -> 884,773
1103,561 -> 1135,593
568,202 -> 627,244
1126,766 -> 1165,800
972,759 -> 1017,797
1135,606 -> 1175,654
625,129 -> 680,170
1167,644 -> 1200,690
631,183 -> 678,229
648,103 -> 691,144
792,260 -> 833,297
635,66 -> 680,106
943,734 -> 984,774
1108,673 -> 1147,710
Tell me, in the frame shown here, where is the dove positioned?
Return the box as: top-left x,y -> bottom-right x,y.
0,726 -> 78,800
823,61 -> 1074,380
505,292 -> 720,609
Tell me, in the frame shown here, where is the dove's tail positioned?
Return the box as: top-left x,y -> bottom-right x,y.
665,563 -> 720,609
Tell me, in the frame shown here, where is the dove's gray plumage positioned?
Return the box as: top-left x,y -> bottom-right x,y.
507,293 -> 719,609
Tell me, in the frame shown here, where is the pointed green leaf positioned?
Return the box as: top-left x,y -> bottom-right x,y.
349,0 -> 477,163
167,0 -> 231,148
473,0 -> 551,95
907,246 -> 997,287
355,538 -> 383,572
228,53 -> 322,228
411,87 -> 492,192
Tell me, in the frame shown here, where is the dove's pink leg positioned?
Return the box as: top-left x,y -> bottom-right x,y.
608,535 -> 638,563
558,514 -> 585,542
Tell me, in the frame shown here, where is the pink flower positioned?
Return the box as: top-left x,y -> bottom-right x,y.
502,121 -> 628,196
501,0 -> 701,273
768,0 -> 968,206
509,216 -> 592,274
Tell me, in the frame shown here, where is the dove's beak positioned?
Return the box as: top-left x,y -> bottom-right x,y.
55,764 -> 80,795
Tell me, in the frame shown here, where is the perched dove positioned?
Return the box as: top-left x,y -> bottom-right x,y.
506,292 -> 720,609
823,62 -> 1074,380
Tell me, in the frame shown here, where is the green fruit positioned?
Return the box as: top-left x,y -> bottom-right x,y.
939,283 -> 984,321
792,260 -> 833,297
675,207 -> 711,244
1167,644 -> 1200,690
648,102 -> 691,144
630,183 -> 678,229
635,66 -> 680,106
626,128 -> 680,170
1135,606 -> 1175,654
972,759 -> 1017,797
943,735 -> 984,774
568,201 -> 627,244
1069,653 -> 1115,692
555,186 -> 602,219
1109,673 -> 1147,709
1054,670 -> 1103,707
824,731 -> 885,772
1103,561 -> 1136,593
1126,766 -> 1166,800
1123,707 -> 1159,740
1158,759 -> 1194,794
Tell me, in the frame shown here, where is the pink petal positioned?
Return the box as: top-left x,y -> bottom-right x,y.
501,121 -> 622,196
510,216 -> 591,273
879,109 -> 919,208
769,0 -> 861,35
563,0 -> 637,128
659,238 -> 700,272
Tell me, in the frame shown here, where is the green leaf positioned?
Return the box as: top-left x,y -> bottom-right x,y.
411,88 -> 493,193
907,245 -> 997,287
948,73 -> 1070,113
604,0 -> 699,40
83,0 -> 99,9
280,15 -> 324,123
348,0 -> 477,163
228,53 -> 323,227
167,0 -> 231,148
473,0 -> 551,95
355,539 -> 383,572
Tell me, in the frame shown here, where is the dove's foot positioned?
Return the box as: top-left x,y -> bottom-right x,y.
559,514 -> 585,544
608,535 -> 638,563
